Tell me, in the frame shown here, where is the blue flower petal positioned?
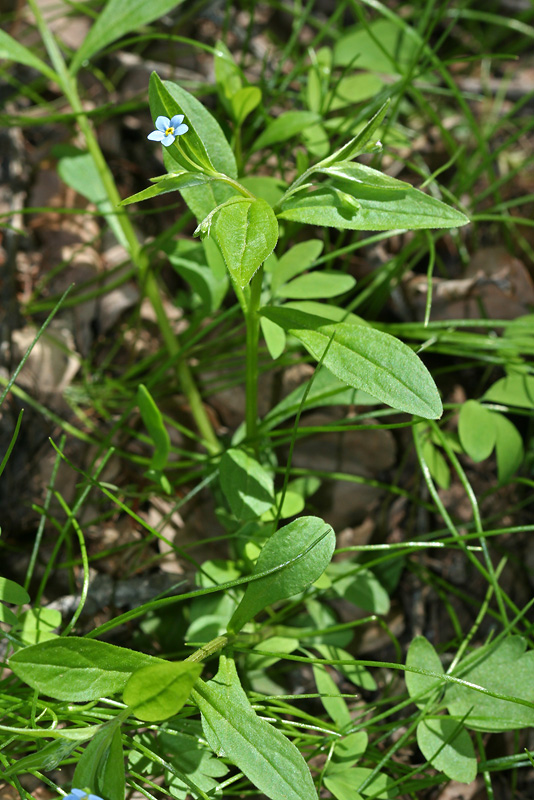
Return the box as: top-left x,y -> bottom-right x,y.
161,133 -> 176,146
174,123 -> 189,136
155,115 -> 170,131
170,114 -> 184,127
147,130 -> 166,141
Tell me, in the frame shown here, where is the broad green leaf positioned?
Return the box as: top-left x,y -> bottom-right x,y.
73,722 -> 125,800
192,655 -> 318,800
270,239 -> 324,293
422,439 -> 450,490
315,644 -> 377,692
417,718 -> 477,784
330,731 -> 368,769
261,315 -> 287,359
252,111 -> 321,152
70,0 -> 185,74
137,384 -> 170,471
124,661 -> 203,721
17,608 -> 61,645
212,197 -> 279,287
263,366 -> 376,429
219,448 -> 275,520
494,412 -> 523,483
260,306 -> 442,419
56,145 -> 128,248
0,29 -> 57,81
329,563 -> 390,615
483,374 -> 534,408
228,516 -> 335,633
231,86 -> 262,126
247,636 -> 300,672
327,73 -> 385,109
160,721 -> 228,799
3,739 -> 78,777
0,577 -> 30,605
445,636 -> 534,731
405,636 -> 444,708
313,664 -> 352,728
120,172 -> 213,206
458,400 -> 496,462
324,766 -> 395,799
9,638 -> 162,701
279,172 -> 469,231
0,603 -> 19,626
276,271 -> 356,300
334,19 -> 414,72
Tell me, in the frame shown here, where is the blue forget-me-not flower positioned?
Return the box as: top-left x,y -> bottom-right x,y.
64,789 -> 103,800
147,114 -> 188,146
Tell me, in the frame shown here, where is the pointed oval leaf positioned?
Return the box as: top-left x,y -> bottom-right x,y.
9,638 -> 162,701
228,515 -> 335,633
73,723 -> 125,800
252,111 -> 321,152
0,29 -> 57,81
483,374 -> 534,409
213,197 -> 279,287
192,656 -> 318,800
270,239 -> 324,292
494,412 -> 523,484
137,384 -> 170,471
458,400 -> 496,462
277,271 -> 355,300
219,448 -> 275,520
417,717 -> 477,784
124,661 -> 203,721
260,306 -> 442,419
405,636 -> 444,708
0,577 -> 30,605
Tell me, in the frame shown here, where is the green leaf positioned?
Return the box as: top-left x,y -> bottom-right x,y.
0,29 -> 57,81
124,661 -> 203,721
417,718 -> 477,784
333,19 -> 414,72
260,306 -> 442,419
279,165 -> 469,230
458,400 -> 496,462
231,86 -> 262,126
445,636 -> 534,731
0,603 -> 19,626
9,638 -> 162,701
329,563 -> 390,615
321,100 -> 390,166
276,271 -> 356,300
228,515 -> 335,633
166,238 -> 228,314
212,197 -> 279,287
214,41 -> 242,101
252,111 -> 321,152
120,172 -> 214,206
219,448 -> 275,520
261,315 -> 287,359
56,145 -> 128,248
405,636 -> 444,709
313,664 -> 352,728
73,722 -> 125,800
192,655 -> 318,800
483,374 -> 534,408
137,384 -> 171,471
324,766 -> 395,799
70,0 -> 185,74
17,608 -> 62,645
328,74 -> 385,109
494,412 -> 524,483
241,176 -> 287,207
269,239 -> 324,293
0,577 -> 30,605
315,644 -> 377,691
330,731 -> 368,769
422,439 -> 450,490
3,738 -> 78,777
160,722 -> 228,799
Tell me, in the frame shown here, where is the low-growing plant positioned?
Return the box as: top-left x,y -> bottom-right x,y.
2,1 -> 534,799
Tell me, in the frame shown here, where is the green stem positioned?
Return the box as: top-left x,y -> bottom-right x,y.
28,0 -> 220,454
244,267 -> 263,449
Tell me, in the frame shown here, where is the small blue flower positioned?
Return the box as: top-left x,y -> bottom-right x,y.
64,790 -> 103,800
147,114 -> 188,146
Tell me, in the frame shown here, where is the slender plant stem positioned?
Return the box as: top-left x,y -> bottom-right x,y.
244,266 -> 264,449
27,0 -> 220,455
